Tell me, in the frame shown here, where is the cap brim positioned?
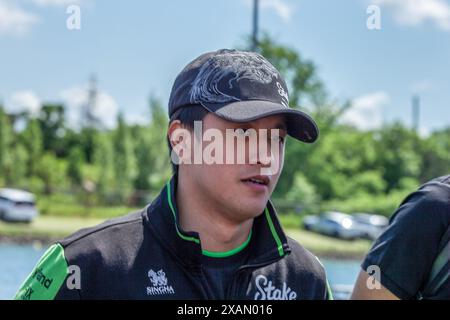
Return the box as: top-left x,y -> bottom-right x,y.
200,100 -> 319,143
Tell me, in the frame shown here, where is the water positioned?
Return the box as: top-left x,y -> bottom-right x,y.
0,244 -> 361,300
0,243 -> 47,300
320,258 -> 362,299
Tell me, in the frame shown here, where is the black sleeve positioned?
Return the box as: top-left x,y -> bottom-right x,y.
361,182 -> 450,299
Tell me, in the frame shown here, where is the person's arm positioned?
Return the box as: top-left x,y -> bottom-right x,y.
351,269 -> 399,300
14,243 -> 79,300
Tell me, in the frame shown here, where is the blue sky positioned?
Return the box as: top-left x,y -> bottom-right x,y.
1,0 -> 449,135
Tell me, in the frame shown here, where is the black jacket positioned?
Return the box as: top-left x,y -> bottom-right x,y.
15,175 -> 331,300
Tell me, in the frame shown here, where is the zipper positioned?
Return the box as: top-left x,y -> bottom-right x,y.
198,266 -> 217,300
170,256 -> 212,299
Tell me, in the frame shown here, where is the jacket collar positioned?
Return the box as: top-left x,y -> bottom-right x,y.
143,173 -> 291,269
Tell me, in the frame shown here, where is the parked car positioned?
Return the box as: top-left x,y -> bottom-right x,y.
303,211 -> 366,240
351,213 -> 389,240
0,188 -> 39,223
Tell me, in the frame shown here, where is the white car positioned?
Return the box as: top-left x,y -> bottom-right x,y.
0,188 -> 39,223
303,211 -> 366,240
351,213 -> 389,240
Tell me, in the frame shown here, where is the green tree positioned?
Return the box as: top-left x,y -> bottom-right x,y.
374,123 -> 422,192
21,118 -> 43,177
67,147 -> 84,187
133,128 -> 153,191
305,127 -> 381,200
36,152 -> 67,194
146,97 -> 171,190
420,128 -> 450,181
113,113 -> 136,201
80,127 -> 98,164
130,98 -> 171,205
0,106 -> 14,186
9,143 -> 29,187
93,133 -> 116,203
38,104 -> 66,156
284,172 -> 320,214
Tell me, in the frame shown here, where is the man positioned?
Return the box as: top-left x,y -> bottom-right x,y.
351,175 -> 450,300
15,49 -> 332,300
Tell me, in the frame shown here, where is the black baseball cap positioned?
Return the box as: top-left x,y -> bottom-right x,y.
168,49 -> 319,143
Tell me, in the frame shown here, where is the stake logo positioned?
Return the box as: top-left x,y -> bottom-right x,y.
254,275 -> 297,300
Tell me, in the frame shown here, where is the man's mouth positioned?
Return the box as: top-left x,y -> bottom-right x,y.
241,175 -> 270,186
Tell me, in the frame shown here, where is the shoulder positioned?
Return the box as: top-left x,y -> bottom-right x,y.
285,236 -> 327,280
57,209 -> 146,264
370,175 -> 450,250
59,209 -> 144,247
418,175 -> 450,208
283,236 -> 329,299
392,176 -> 450,232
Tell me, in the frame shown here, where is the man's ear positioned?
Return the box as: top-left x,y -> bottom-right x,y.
168,120 -> 183,149
168,120 -> 192,164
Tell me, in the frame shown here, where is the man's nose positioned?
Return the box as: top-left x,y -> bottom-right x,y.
247,137 -> 273,167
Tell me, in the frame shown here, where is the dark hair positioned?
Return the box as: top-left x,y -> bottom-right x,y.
167,104 -> 209,173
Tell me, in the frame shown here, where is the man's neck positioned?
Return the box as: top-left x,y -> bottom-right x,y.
176,172 -> 253,253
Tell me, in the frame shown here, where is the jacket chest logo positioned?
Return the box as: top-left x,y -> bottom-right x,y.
146,269 -> 175,296
254,274 -> 297,300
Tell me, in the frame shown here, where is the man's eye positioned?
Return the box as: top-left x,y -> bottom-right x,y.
236,128 -> 253,136
271,135 -> 285,143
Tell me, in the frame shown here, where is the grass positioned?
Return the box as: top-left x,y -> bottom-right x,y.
286,229 -> 372,259
0,214 -> 372,259
0,216 -> 105,239
38,199 -> 139,219
278,214 -> 303,229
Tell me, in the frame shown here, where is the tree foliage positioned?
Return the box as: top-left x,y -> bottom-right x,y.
0,34 -> 448,216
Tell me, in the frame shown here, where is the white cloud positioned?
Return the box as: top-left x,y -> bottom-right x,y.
411,80 -> 434,93
341,91 -> 390,130
6,90 -> 41,115
124,112 -> 150,126
243,0 -> 294,22
60,85 -> 119,129
261,0 -> 293,21
0,1 -> 39,35
373,0 -> 450,31
32,0 -> 84,6
5,84 -> 144,130
418,126 -> 431,138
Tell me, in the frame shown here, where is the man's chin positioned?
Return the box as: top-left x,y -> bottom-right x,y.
237,200 -> 269,219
